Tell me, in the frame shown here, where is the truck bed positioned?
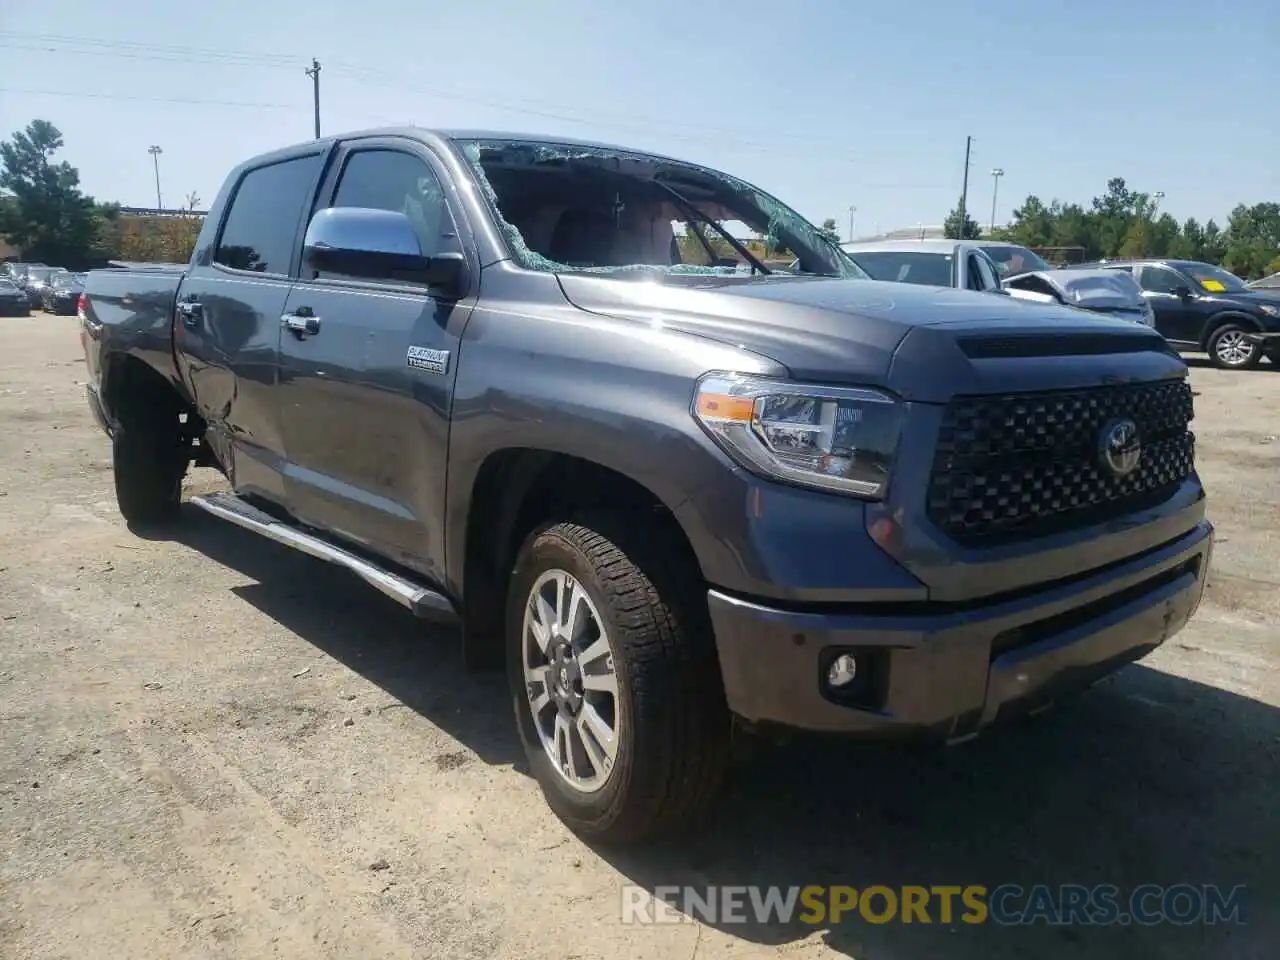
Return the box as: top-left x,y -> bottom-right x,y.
81,265 -> 189,418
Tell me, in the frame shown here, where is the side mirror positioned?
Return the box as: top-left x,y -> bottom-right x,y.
302,207 -> 466,297
1174,285 -> 1193,299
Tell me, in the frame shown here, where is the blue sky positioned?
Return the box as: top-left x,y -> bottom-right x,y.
1,0 -> 1276,237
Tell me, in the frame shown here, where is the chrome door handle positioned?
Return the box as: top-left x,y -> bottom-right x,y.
281,312 -> 321,336
177,300 -> 203,326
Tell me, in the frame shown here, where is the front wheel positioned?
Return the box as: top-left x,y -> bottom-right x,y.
507,516 -> 730,844
1207,324 -> 1262,370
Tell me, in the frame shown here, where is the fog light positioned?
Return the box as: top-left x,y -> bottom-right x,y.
826,653 -> 858,688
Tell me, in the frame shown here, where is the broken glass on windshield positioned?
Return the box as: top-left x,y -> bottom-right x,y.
453,138 -> 866,281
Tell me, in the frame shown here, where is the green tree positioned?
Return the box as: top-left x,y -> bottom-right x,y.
1149,213 -> 1181,258
1201,219 -> 1227,265
1221,202 -> 1280,278
1171,217 -> 1204,260
819,217 -> 840,243
0,120 -> 106,267
943,197 -> 981,239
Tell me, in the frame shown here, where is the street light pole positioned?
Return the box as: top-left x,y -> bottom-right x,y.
148,145 -> 163,210
1151,190 -> 1165,219
989,167 -> 1004,234
848,205 -> 857,242
957,135 -> 972,237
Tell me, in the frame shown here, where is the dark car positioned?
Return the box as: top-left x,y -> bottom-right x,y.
79,127 -> 1213,844
19,265 -> 62,309
2,261 -> 49,285
42,271 -> 86,315
0,277 -> 31,316
1071,259 -> 1280,369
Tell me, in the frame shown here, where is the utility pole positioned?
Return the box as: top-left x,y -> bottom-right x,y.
305,58 -> 322,139
148,145 -> 163,210
989,167 -> 1004,233
957,135 -> 972,238
847,205 -> 857,242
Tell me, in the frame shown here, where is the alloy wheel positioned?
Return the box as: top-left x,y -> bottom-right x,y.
1214,330 -> 1256,367
521,569 -> 621,793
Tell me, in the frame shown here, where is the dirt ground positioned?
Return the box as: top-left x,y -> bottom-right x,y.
1,312 -> 1276,960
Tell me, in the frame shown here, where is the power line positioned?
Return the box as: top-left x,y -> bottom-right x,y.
0,86 -> 296,109
0,31 -> 926,160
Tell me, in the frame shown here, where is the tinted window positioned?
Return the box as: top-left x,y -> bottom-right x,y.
330,150 -> 457,260
850,251 -> 954,287
215,154 -> 323,274
1137,265 -> 1186,295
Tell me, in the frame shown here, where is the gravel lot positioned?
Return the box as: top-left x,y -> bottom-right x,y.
1,313 -> 1276,960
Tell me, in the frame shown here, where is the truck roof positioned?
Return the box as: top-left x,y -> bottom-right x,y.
242,126 -> 702,171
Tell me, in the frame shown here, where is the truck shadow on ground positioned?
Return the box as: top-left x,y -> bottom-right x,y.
156,505 -> 1277,960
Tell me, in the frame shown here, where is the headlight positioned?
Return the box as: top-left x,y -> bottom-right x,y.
692,372 -> 904,499
1259,304 -> 1280,318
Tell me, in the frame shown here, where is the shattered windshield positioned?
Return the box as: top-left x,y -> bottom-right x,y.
453,138 -> 866,280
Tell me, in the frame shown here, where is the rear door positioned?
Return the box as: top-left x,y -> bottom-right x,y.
175,148 -> 328,504
276,138 -> 475,581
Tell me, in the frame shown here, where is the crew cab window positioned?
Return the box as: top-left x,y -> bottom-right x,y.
1136,265 -> 1186,295
329,150 -> 457,261
215,154 -> 323,275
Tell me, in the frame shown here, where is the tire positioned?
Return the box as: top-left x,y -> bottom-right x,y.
111,410 -> 186,527
507,515 -> 730,845
1207,323 -> 1262,370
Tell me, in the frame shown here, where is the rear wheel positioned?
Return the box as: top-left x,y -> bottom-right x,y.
1207,324 -> 1261,370
507,515 -> 730,844
111,405 -> 187,527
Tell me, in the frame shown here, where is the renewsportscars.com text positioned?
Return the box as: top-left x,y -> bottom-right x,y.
621,884 -> 1247,927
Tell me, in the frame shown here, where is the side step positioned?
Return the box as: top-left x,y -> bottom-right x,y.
190,492 -> 458,623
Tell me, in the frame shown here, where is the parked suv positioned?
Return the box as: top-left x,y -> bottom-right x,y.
1073,259 -> 1280,369
80,128 -> 1213,843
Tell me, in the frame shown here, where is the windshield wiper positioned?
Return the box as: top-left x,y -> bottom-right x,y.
653,179 -> 771,276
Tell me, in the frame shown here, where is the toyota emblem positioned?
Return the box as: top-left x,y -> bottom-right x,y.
1099,418 -> 1142,477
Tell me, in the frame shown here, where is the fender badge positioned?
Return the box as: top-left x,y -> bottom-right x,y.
406,346 -> 449,375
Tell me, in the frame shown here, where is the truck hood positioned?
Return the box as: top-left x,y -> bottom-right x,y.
557,273 -> 1184,403
1006,269 -> 1147,311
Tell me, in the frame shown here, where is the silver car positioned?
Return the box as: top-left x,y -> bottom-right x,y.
841,239 -> 1157,327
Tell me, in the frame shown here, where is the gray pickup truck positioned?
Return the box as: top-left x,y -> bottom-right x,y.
79,128 -> 1214,844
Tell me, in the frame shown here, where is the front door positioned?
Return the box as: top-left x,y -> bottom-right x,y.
1136,264 -> 1200,344
276,141 -> 473,582
175,149 -> 327,503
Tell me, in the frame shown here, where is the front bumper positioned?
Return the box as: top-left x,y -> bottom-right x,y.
708,519 -> 1213,739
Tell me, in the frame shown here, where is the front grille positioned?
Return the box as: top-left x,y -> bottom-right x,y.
927,379 -> 1195,544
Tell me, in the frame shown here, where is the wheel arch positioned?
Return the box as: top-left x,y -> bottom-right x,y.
1199,311 -> 1262,351
456,446 -> 706,671
100,350 -> 189,426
